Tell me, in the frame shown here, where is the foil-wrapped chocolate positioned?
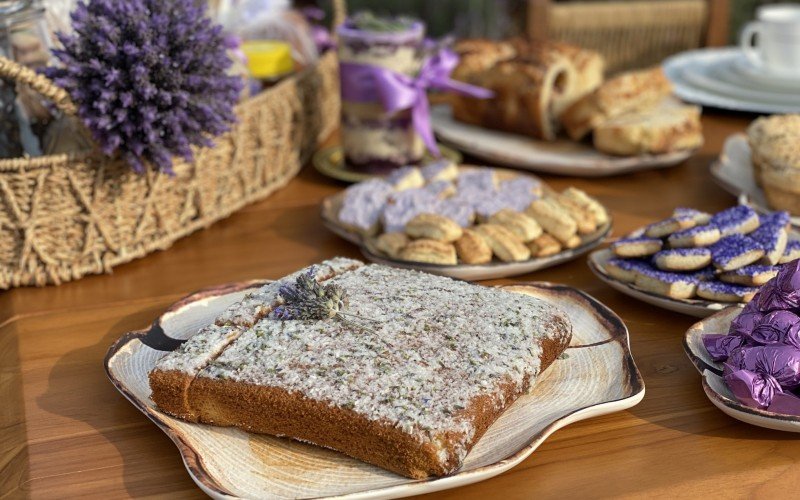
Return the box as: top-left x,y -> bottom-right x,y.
724,345 -> 800,390
749,310 -> 800,348
703,334 -> 746,362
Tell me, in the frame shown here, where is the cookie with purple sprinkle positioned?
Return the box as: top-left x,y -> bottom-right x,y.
420,159 -> 458,182
780,240 -> 800,264
758,211 -> 790,229
709,234 -> 765,271
424,180 -> 456,199
709,205 -> 759,236
338,179 -> 394,235
690,266 -> 717,282
673,207 -> 712,225
748,221 -> 788,265
667,224 -> 721,248
634,267 -> 699,299
381,188 -> 439,233
644,215 -> 696,238
696,280 -> 758,303
611,236 -> 663,258
719,264 -> 779,286
604,258 -> 654,283
653,247 -> 712,271
457,170 -> 497,192
386,166 -> 424,191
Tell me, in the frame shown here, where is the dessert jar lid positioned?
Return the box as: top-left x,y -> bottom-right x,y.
241,40 -> 294,79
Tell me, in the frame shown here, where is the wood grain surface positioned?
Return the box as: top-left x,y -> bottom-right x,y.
4,112 -> 800,499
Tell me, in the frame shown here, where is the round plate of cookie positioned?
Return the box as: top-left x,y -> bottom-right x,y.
588,205 -> 799,317
321,164 -> 613,280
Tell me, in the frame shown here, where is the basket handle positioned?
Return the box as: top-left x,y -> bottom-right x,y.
0,56 -> 77,116
331,0 -> 346,37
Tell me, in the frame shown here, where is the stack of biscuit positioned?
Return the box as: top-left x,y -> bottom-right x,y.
335,162 -> 609,266
603,205 -> 797,303
747,114 -> 800,216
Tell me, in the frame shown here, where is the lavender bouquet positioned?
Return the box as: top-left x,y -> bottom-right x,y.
45,0 -> 243,173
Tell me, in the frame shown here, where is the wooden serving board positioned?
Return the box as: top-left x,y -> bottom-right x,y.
105,281 -> 644,499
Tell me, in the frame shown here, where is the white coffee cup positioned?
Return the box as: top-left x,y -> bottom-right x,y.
740,3 -> 800,75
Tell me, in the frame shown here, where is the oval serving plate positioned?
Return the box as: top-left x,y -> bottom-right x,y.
710,134 -> 800,229
430,105 -> 695,177
106,280 -> 644,499
683,308 -> 800,432
588,248 -> 735,318
321,167 -> 612,280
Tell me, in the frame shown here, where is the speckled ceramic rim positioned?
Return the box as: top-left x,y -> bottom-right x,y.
683,309 -> 800,424
105,281 -> 644,499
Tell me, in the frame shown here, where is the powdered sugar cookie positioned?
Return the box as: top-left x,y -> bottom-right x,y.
749,222 -> 788,265
634,267 -> 698,299
710,234 -> 765,271
709,205 -> 759,236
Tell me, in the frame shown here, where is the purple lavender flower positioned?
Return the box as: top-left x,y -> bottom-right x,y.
45,0 -> 243,173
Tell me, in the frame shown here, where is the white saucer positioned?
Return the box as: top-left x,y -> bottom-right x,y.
663,48 -> 800,114
731,56 -> 800,92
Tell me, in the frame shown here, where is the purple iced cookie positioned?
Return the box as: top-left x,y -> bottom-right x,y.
697,280 -> 758,303
424,180 -> 455,198
781,240 -> 800,264
496,177 -> 540,212
720,264 -> 779,286
338,179 -> 394,233
604,258 -> 654,283
653,247 -> 712,271
420,159 -> 457,182
749,222 -> 788,265
380,188 -> 438,233
457,170 -> 496,192
709,205 -> 759,236
667,224 -> 721,248
611,236 -> 663,258
437,198 -> 474,227
673,207 -> 712,225
709,234 -> 765,271
633,266 -> 699,299
759,211 -> 790,229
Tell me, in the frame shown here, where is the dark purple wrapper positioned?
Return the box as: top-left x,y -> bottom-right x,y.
724,369 -> 782,409
728,309 -> 764,337
703,333 -> 746,362
749,310 -> 800,348
723,344 -> 800,389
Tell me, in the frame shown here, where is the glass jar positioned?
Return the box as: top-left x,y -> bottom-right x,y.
337,15 -> 426,171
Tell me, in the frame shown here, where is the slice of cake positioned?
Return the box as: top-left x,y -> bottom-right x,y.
150,260 -> 571,478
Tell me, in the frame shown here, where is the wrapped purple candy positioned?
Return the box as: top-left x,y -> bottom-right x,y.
749,310 -> 800,348
723,344 -> 800,389
728,309 -> 764,337
703,334 -> 746,362
754,259 -> 800,311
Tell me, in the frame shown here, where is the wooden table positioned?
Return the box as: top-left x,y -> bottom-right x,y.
4,112 -> 799,499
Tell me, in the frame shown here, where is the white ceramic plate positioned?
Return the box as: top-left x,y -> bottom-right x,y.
588,248 -> 736,318
106,280 -> 645,499
429,105 -> 695,177
710,133 -> 800,228
663,48 -> 800,114
683,308 -> 800,432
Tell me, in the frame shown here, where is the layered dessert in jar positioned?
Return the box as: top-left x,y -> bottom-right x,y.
338,13 -> 426,170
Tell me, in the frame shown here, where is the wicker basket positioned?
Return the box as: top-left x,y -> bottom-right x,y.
0,3 -> 345,289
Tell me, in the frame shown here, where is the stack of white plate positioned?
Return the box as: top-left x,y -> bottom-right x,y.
663,47 -> 800,114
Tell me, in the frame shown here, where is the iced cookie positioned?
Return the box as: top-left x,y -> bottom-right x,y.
604,258 -> 654,283
697,280 -> 758,303
338,179 -> 394,235
653,248 -> 712,271
758,211 -> 790,229
710,234 -> 765,271
611,236 -> 663,258
381,188 -> 438,233
667,224 -> 721,248
719,264 -> 779,286
709,205 -> 759,236
634,268 -> 698,299
421,159 -> 458,182
386,166 -> 425,191
457,170 -> 497,192
780,240 -> 800,264
673,207 -> 712,225
424,180 -> 456,199
749,222 -> 788,265
644,215 -> 696,238
437,198 -> 475,228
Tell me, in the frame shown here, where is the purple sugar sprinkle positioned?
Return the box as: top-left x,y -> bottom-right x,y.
386,166 -> 420,186
669,224 -> 719,239
339,179 -> 394,230
691,267 -> 717,281
698,280 -> 757,297
608,258 -> 654,272
655,248 -> 711,258
759,211 -> 790,228
420,160 -> 454,181
437,198 -> 473,227
727,264 -> 779,277
785,240 -> 800,255
639,268 -> 700,284
674,207 -> 710,220
749,223 -> 786,252
424,180 -> 454,197
457,170 -> 496,192
709,206 -> 757,235
381,188 -> 438,233
710,234 -> 762,267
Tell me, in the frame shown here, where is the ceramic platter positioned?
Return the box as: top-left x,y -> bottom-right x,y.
710,133 -> 800,228
588,248 -> 737,318
321,168 -> 612,281
429,105 -> 695,177
684,307 -> 800,432
313,145 -> 462,184
663,47 -> 800,114
106,280 -> 645,499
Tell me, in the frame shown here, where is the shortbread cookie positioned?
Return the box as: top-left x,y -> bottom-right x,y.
488,209 -> 543,242
387,166 -> 425,191
399,239 -> 458,265
526,199 -> 578,244
709,206 -> 760,236
634,268 -> 698,299
653,248 -> 712,271
667,224 -> 721,248
673,207 -> 712,225
758,211 -> 790,229
405,213 -> 463,242
474,224 -> 531,262
338,179 -> 394,235
604,258 -> 653,283
527,233 -> 562,258
710,234 -> 765,271
749,222 -> 788,265
697,280 -> 758,303
559,187 -> 609,226
781,240 -> 800,264
611,236 -> 663,258
454,228 -> 493,264
691,266 -> 717,282
552,196 -> 596,234
644,215 -> 696,238
421,159 -> 458,182
381,189 -> 439,233
719,264 -> 779,286
564,234 -> 582,249
374,232 -> 409,259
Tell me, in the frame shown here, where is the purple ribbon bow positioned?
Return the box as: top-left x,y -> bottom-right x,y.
340,48 -> 494,157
